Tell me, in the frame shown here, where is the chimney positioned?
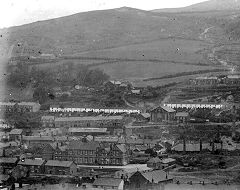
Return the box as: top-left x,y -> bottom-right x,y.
183,138 -> 186,153
212,141 -> 215,152
200,139 -> 202,152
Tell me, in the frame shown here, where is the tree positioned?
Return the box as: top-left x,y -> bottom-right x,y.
33,85 -> 53,104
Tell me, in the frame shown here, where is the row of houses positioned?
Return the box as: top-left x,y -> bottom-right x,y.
163,103 -> 227,109
0,157 -> 77,176
189,75 -> 240,86
49,106 -> 141,114
0,102 -> 40,113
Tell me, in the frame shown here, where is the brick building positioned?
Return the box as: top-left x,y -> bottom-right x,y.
96,144 -> 129,166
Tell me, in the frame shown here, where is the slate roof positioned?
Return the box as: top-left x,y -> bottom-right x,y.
9,129 -> 23,135
45,160 -> 74,167
18,159 -> 45,166
140,170 -> 173,183
0,157 -> 18,164
68,141 -> 100,150
93,178 -> 123,187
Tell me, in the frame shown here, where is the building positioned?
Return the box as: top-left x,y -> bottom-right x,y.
17,159 -> 46,174
9,129 -> 23,141
190,76 -> 219,86
115,165 -> 152,179
40,144 -> 56,160
0,102 -> 40,113
54,141 -> 99,165
128,170 -> 173,189
0,157 -> 18,174
175,112 -> 189,123
22,136 -> 54,146
44,160 -> 77,176
54,116 -> 124,128
225,75 -> 240,85
50,106 -> 140,114
160,158 -> 176,169
164,103 -> 226,109
68,128 -> 109,136
96,144 -> 129,166
150,106 -> 176,123
135,113 -> 150,122
41,116 -> 55,128
147,157 -> 161,170
92,178 -> 124,190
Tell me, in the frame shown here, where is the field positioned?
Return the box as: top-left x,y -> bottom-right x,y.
76,38 -> 211,64
92,61 -> 219,86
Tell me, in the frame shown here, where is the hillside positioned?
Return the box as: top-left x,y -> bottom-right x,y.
0,7 -> 213,57
153,0 -> 240,13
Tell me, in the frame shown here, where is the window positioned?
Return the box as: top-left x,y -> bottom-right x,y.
89,150 -> 93,155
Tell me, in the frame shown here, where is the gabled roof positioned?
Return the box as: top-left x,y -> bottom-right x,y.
116,144 -> 127,153
18,159 -> 45,166
45,160 -> 74,167
9,129 -> 23,135
150,106 -> 175,113
93,178 -> 123,187
0,157 -> 18,164
147,157 -> 161,164
140,170 -> 173,183
68,141 -> 100,150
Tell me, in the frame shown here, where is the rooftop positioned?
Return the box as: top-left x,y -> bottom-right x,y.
45,160 -> 74,167
69,128 -> 107,133
22,136 -> 54,141
151,106 -> 175,113
0,157 -> 18,164
140,170 -> 173,183
18,159 -> 45,166
9,129 -> 23,135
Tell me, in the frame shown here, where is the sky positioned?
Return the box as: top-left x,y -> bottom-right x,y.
0,0 -> 207,28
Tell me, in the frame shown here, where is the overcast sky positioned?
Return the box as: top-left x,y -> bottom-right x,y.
0,0 -> 207,28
